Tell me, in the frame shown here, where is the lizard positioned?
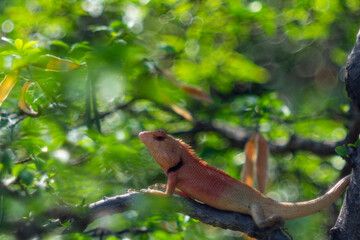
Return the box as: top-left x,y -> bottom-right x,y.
138,130 -> 351,228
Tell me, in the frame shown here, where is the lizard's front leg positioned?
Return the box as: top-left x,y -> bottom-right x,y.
142,172 -> 188,197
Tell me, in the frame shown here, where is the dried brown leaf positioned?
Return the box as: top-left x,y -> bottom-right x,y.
158,68 -> 179,85
170,104 -> 195,122
242,136 -> 256,187
158,67 -> 213,104
180,85 -> 213,104
241,133 -> 269,193
0,69 -> 18,106
254,133 -> 269,193
46,55 -> 82,71
34,55 -> 83,72
18,81 -> 40,117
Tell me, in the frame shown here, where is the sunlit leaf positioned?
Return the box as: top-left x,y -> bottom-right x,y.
109,20 -> 123,30
70,42 -> 92,53
12,164 -> 23,177
23,41 -> 38,50
13,49 -> 43,69
0,69 -> 18,106
14,39 -> 24,51
170,104 -> 195,122
27,47 -> 42,56
0,50 -> 18,56
50,40 -> 70,51
18,81 -> 40,117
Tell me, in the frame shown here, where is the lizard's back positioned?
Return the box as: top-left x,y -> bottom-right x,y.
175,155 -> 350,220
175,157 -> 274,215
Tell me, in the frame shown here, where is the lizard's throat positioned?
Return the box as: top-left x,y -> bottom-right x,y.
166,158 -> 183,175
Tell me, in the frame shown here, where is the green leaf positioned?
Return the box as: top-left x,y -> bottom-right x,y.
60,221 -> 71,227
19,170 -> 34,185
14,39 -> 24,51
12,164 -> 23,177
90,25 -> 112,32
50,40 -> 70,52
335,146 -> 348,157
61,233 -> 92,240
23,41 -> 38,50
106,237 -> 121,240
70,42 -> 92,59
33,157 -> 46,171
70,42 -> 92,53
355,139 -> 360,147
18,81 -> 40,117
348,139 -> 360,147
109,20 -> 124,31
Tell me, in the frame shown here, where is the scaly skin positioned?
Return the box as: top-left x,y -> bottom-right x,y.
139,130 -> 350,228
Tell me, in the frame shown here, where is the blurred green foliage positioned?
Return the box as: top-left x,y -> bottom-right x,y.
0,0 -> 359,239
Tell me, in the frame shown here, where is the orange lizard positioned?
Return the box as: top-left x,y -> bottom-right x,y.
139,130 -> 350,228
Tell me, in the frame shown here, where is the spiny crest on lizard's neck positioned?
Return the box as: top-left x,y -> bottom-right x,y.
177,138 -> 201,161
176,138 -> 230,177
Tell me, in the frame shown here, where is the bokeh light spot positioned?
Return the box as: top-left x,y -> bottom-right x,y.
53,149 -> 70,163
2,20 -> 14,33
249,1 -> 262,12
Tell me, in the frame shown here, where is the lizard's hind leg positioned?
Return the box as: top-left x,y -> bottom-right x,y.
248,203 -> 284,228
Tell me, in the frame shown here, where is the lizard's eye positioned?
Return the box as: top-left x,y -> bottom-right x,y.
154,135 -> 166,141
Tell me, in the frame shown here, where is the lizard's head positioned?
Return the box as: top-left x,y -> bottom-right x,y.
139,130 -> 183,173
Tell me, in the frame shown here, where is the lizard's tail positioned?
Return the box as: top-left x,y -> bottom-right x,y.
273,175 -> 351,220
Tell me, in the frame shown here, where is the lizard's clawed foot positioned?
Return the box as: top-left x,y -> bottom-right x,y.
126,188 -> 164,195
149,183 -> 166,191
279,226 -> 294,240
139,188 -> 151,193
126,188 -> 140,193
260,218 -> 292,240
140,188 -> 167,195
138,183 -> 167,195
257,215 -> 284,230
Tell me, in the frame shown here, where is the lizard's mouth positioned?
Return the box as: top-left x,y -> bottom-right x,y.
139,130 -> 167,144
138,131 -> 147,142
138,131 -> 152,145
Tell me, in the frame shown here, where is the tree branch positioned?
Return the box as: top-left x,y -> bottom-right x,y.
87,192 -> 291,240
10,191 -> 290,240
329,146 -> 360,240
345,29 -> 360,111
328,27 -> 360,239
